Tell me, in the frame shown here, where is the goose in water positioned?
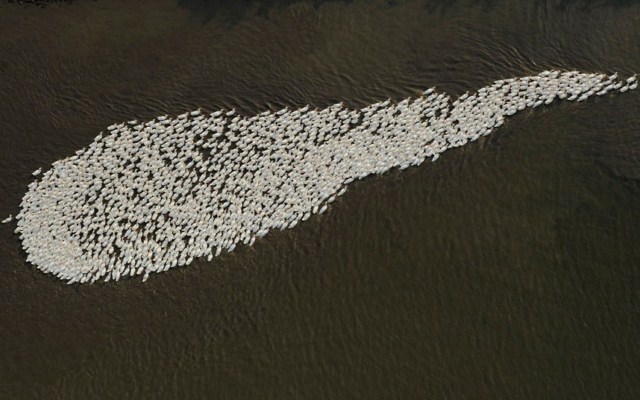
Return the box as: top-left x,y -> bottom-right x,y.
11,70 -> 637,284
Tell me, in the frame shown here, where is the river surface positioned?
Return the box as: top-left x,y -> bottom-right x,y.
0,0 -> 639,398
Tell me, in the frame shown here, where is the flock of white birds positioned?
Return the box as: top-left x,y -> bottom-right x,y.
3,70 -> 637,283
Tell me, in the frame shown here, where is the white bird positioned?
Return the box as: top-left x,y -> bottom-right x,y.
12,69 -> 635,284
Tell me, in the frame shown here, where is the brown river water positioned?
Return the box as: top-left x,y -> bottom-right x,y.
0,0 -> 639,398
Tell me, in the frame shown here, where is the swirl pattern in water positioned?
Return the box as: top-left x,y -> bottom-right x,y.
10,70 -> 637,283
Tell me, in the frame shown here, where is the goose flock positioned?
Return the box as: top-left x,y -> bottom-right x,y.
7,70 -> 637,283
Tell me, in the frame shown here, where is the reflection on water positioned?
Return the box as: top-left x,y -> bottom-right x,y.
0,0 -> 639,398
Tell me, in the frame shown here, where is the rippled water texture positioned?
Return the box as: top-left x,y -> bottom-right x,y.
16,71 -> 635,284
1,0 -> 640,398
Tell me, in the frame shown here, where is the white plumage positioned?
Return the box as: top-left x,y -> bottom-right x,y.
12,70 -> 636,283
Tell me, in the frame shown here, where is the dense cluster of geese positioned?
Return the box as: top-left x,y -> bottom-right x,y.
4,70 -> 637,283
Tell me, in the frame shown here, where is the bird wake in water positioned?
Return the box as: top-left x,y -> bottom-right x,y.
11,70 -> 638,283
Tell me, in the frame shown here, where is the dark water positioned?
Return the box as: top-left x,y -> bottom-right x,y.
1,0 -> 640,398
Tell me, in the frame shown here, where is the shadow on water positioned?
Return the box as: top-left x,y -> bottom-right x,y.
176,0 -> 354,23
6,0 -> 640,12
422,0 -> 640,13
553,0 -> 640,9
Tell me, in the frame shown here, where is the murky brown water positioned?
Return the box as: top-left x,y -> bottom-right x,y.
1,0 -> 640,398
